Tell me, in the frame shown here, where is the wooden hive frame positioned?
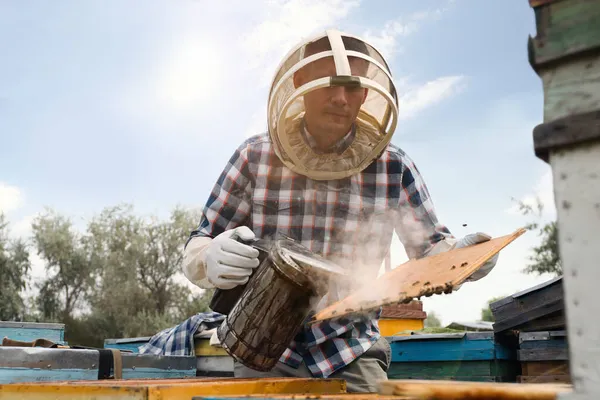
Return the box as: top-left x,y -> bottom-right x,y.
312,228 -> 527,323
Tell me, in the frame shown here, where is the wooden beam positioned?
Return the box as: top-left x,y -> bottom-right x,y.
379,379 -> 572,399
0,378 -> 347,400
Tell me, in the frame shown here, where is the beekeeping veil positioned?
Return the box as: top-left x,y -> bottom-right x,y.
267,29 -> 399,180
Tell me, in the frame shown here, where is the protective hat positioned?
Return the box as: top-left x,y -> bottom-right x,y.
267,29 -> 399,180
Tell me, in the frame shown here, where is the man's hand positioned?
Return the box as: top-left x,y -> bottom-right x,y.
454,232 -> 499,282
205,227 -> 260,289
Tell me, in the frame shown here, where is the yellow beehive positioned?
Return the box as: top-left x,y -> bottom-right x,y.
377,301 -> 426,337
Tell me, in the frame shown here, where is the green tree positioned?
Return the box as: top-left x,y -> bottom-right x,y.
83,204 -> 209,344
31,209 -> 95,321
0,214 -> 31,320
424,311 -> 442,328
517,197 -> 561,277
27,204 -> 213,347
481,296 -> 504,322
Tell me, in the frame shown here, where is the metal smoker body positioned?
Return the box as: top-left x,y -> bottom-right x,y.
215,237 -> 346,372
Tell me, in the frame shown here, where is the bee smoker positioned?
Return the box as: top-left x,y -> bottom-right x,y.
212,236 -> 346,372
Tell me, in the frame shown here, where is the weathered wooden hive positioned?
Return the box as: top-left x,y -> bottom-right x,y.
490,277 -> 565,335
490,277 -> 569,384
517,331 -> 569,384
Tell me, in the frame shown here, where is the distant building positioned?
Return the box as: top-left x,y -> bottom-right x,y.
445,320 -> 494,331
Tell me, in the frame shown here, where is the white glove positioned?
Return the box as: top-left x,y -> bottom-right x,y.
205,226 -> 260,290
454,232 -> 499,282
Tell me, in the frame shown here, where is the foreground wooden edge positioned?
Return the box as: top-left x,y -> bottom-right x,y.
0,377 -> 347,399
379,379 -> 572,400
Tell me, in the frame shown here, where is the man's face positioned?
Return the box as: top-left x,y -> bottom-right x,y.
294,56 -> 368,145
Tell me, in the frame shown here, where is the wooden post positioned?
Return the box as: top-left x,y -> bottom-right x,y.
527,1 -> 600,398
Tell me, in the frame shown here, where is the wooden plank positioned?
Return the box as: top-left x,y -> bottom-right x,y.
522,361 -> 569,376
194,396 -> 410,400
387,360 -> 518,380
380,310 -> 427,319
514,312 -> 566,333
387,376 -> 512,383
313,229 -> 526,322
379,379 -> 572,399
520,337 -> 567,350
0,347 -> 197,384
518,375 -> 571,384
491,278 -> 565,333
0,378 -> 346,400
518,348 -> 569,362
490,277 -> 562,312
390,342 -> 498,362
520,331 -> 567,342
491,278 -> 563,316
0,384 -> 147,400
388,334 -> 514,362
0,367 -> 98,384
104,342 -> 144,353
148,378 -> 346,398
529,0 -> 600,67
493,303 -> 565,333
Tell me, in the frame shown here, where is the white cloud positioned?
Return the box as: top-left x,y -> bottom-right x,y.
156,38 -> 223,112
397,75 -> 466,120
506,169 -> 556,218
241,0 -> 361,84
363,10 -> 442,60
119,34 -> 226,129
0,183 -> 22,214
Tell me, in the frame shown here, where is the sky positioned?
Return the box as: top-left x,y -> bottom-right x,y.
0,0 -> 558,326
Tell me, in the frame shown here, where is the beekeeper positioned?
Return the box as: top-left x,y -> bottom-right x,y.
183,29 -> 498,393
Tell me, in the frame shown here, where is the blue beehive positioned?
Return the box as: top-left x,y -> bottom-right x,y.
387,332 -> 518,382
0,321 -> 65,344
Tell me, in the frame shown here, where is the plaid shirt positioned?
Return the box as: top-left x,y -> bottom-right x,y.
139,312 -> 225,356
190,131 -> 452,378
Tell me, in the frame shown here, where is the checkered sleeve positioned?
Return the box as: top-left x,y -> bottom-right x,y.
187,141 -> 254,243
395,154 -> 454,259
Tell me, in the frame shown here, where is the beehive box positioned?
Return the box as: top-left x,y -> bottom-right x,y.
104,330 -> 233,377
0,346 -> 196,383
379,379 -> 571,399
491,277 -> 565,334
0,377 -> 347,400
378,301 -> 427,336
387,332 -> 518,382
517,331 -> 570,384
0,321 -> 65,344
195,396 -> 404,400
